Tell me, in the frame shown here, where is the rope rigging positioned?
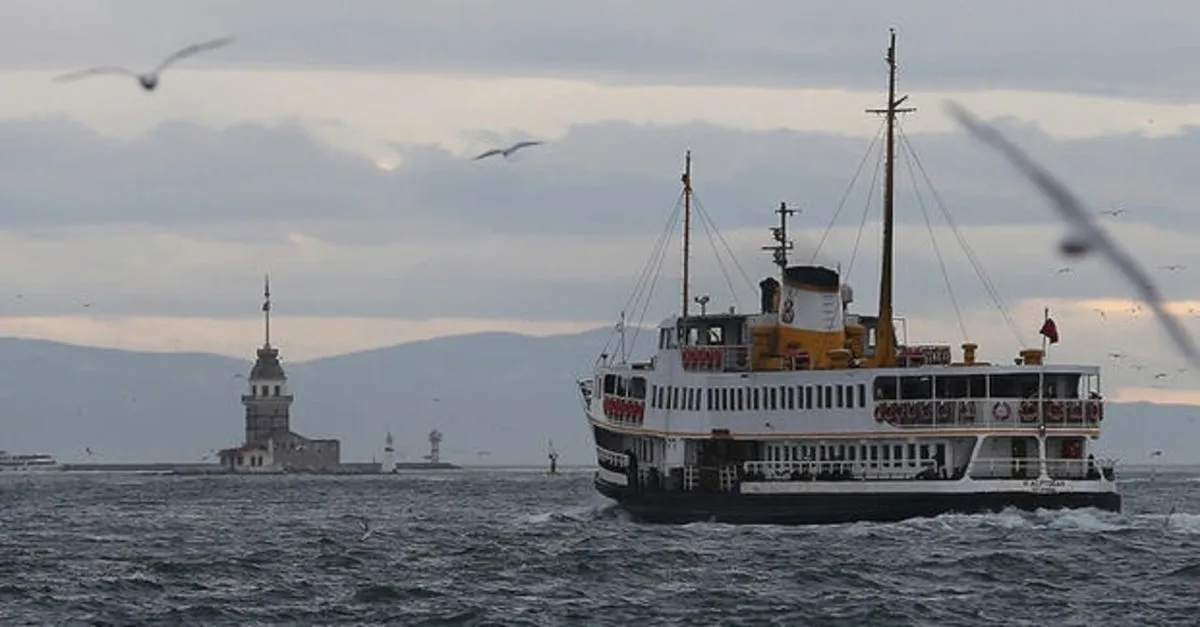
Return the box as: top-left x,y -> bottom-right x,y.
811,119 -> 887,262
895,122 -> 969,343
898,127 -> 1028,347
597,191 -> 684,363
690,191 -> 759,310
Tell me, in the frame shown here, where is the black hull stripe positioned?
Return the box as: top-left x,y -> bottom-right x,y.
595,477 -> 1121,525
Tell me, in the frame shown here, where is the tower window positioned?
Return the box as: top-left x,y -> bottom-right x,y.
274,385 -> 281,396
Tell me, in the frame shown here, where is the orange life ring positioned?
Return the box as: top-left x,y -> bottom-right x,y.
992,402 -> 1012,421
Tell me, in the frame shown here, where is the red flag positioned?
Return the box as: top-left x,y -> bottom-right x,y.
1039,318 -> 1059,344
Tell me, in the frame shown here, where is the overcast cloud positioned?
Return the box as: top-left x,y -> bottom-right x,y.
0,115 -> 1196,327
1,1 -> 1198,100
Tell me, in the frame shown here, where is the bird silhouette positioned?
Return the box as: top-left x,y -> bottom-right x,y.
472,141 -> 544,161
357,516 -> 372,541
1160,264 -> 1185,272
945,101 -> 1200,371
54,37 -> 236,91
1099,208 -> 1126,217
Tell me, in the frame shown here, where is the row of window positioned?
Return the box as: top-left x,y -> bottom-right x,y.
766,441 -> 947,468
873,373 -> 1094,400
650,383 -> 869,412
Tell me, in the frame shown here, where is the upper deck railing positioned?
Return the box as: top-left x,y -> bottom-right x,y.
679,345 -> 753,372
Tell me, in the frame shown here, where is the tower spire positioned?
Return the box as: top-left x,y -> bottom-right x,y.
262,273 -> 271,348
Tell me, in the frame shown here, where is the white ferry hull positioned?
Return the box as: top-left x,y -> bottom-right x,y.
594,474 -> 1120,525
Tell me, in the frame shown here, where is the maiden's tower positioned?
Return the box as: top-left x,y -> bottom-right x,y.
218,276 -> 340,473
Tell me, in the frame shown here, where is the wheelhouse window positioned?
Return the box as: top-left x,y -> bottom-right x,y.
629,377 -> 647,399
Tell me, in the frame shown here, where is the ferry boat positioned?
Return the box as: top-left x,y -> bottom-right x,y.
578,30 -> 1120,525
0,450 -> 60,472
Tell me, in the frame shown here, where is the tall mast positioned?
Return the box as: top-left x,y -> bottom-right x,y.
866,28 -> 914,368
681,150 -> 693,318
262,273 -> 272,347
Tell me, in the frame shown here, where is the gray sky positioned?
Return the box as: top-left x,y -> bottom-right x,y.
0,1 -> 1196,403
2,1 -> 1199,99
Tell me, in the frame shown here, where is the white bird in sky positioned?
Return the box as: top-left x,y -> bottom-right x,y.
945,101 -> 1200,371
54,37 -> 236,92
472,140 -> 544,161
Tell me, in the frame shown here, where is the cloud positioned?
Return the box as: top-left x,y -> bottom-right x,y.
8,113 -> 1200,235
1,1 -> 1198,100
0,115 -> 1199,323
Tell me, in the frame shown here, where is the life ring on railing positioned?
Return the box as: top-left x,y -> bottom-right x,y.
936,402 -> 952,422
1046,402 -> 1064,424
1087,403 -> 1103,422
959,401 -> 975,422
874,404 -> 888,422
992,402 -> 1012,421
1018,401 -> 1038,423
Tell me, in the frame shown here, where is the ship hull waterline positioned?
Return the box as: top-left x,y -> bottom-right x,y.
594,476 -> 1121,525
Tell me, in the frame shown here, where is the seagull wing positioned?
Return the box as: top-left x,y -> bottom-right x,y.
946,101 -> 1200,370
154,36 -> 237,73
358,516 -> 369,532
53,66 -> 137,83
510,140 -> 544,152
472,149 -> 504,161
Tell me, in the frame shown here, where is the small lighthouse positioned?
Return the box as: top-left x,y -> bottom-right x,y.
425,429 -> 442,464
381,431 -> 397,474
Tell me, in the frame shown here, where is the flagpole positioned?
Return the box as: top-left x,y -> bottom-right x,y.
1038,306 -> 1047,431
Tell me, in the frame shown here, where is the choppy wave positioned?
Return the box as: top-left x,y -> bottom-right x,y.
0,468 -> 1194,625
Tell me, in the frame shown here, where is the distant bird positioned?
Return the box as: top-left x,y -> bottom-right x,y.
1099,208 -> 1126,217
1154,372 -> 1169,380
54,37 -> 236,91
1055,267 -> 1073,274
1160,264 -> 1185,272
1094,308 -> 1107,321
1107,352 -> 1125,359
943,102 -> 1200,371
472,141 -> 544,161
357,516 -> 372,541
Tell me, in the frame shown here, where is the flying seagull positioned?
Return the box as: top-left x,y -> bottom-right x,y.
472,141 -> 544,161
357,516 -> 372,541
945,101 -> 1200,371
54,37 -> 236,91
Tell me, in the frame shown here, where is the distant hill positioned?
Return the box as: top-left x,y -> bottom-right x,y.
0,330 -> 1195,465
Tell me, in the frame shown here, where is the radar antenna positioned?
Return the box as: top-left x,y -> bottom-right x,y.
762,201 -> 797,271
